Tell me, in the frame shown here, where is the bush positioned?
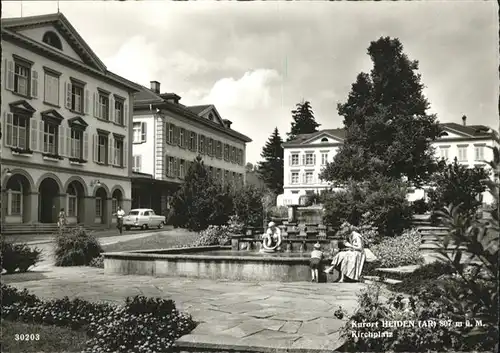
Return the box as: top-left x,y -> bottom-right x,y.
54,227 -> 102,266
428,158 -> 489,218
1,240 -> 42,274
232,184 -> 265,228
341,278 -> 497,352
1,285 -> 197,353
371,228 -> 424,268
268,205 -> 288,219
411,198 -> 430,214
323,179 -> 413,237
388,261 -> 457,295
227,215 -> 244,235
88,255 -> 104,269
191,225 -> 231,247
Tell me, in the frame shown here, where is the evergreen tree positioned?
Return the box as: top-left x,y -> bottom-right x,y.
168,156 -> 233,231
258,128 -> 284,195
287,100 -> 321,141
320,37 -> 442,187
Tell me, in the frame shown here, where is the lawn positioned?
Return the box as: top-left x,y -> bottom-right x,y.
3,227 -> 169,245
1,320 -> 88,353
102,228 -> 199,252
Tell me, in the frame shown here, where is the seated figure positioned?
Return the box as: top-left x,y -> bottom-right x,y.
261,221 -> 282,251
324,223 -> 365,282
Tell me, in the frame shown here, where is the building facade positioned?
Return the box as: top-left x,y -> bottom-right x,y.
1,13 -> 140,228
278,120 -> 499,206
131,81 -> 251,216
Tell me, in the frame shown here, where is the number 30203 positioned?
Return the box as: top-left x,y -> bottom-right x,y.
15,333 -> 40,341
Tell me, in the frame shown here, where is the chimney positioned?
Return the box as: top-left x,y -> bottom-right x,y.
150,81 -> 160,94
223,119 -> 232,129
462,115 -> 467,126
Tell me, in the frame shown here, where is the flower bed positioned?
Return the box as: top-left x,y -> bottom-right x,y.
1,284 -> 197,353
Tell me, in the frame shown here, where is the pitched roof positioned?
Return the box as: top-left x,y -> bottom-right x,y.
2,12 -> 106,72
283,129 -> 346,146
283,123 -> 498,147
440,122 -> 498,139
2,12 -> 141,92
133,87 -> 252,143
187,105 -> 212,115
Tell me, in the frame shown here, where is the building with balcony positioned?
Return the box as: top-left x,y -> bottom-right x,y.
278,117 -> 499,206
1,13 -> 141,229
131,81 -> 252,217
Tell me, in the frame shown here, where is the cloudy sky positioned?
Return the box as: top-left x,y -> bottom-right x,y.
3,1 -> 498,164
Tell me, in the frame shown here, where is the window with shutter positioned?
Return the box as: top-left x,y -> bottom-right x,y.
5,60 -> 15,91
12,60 -> 31,97
83,132 -> 88,161
141,122 -> 147,142
65,81 -> 72,109
30,121 -> 38,151
31,69 -> 38,98
44,71 -> 60,105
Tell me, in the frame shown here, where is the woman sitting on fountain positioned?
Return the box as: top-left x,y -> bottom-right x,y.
261,221 -> 282,251
325,223 -> 365,282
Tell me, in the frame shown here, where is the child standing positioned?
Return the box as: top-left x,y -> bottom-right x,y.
310,242 -> 323,282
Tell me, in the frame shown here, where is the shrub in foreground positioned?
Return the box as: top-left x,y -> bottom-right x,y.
1,284 -> 197,353
370,228 -> 424,268
1,240 -> 42,273
54,227 -> 102,266
341,281 -> 497,352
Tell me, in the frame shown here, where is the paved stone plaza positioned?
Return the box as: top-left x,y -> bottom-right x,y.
4,265 -> 365,352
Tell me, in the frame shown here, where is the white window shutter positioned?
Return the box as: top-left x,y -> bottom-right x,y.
5,112 -> 14,147
6,60 -> 14,91
301,154 -> 305,166
138,155 -> 142,171
109,96 -> 114,123
84,90 -> 89,114
30,119 -> 38,151
313,154 -> 316,165
124,103 -> 128,127
58,125 -> 64,156
302,172 -> 306,184
93,135 -> 98,162
65,82 -> 72,109
123,141 -> 127,168
108,136 -> 114,165
83,132 -> 88,161
93,93 -> 98,117
141,122 -> 147,142
39,121 -> 45,152
289,172 -> 292,184
289,155 -> 292,166
31,70 -> 38,98
66,127 -> 71,156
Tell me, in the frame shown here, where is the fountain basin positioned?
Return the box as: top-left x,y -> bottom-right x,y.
103,246 -> 334,282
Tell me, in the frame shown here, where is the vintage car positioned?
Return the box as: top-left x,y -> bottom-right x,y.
122,208 -> 166,230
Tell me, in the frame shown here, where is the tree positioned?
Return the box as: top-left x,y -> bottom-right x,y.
258,127 -> 284,195
320,37 -> 442,187
232,184 -> 266,228
287,100 -> 321,141
428,158 -> 490,218
168,156 -> 233,231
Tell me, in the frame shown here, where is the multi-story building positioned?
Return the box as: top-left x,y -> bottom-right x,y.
131,81 -> 252,216
1,13 -> 141,229
279,117 -> 499,206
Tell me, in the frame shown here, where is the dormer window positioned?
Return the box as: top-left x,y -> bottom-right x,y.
42,31 -> 63,50
321,137 -> 328,142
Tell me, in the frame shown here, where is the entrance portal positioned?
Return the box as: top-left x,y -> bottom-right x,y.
39,178 -> 60,223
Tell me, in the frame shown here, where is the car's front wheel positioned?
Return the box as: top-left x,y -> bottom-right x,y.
142,224 -> 148,230
158,221 -> 164,229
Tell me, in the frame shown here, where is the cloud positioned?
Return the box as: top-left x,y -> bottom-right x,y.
200,69 -> 281,110
104,36 -> 165,87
